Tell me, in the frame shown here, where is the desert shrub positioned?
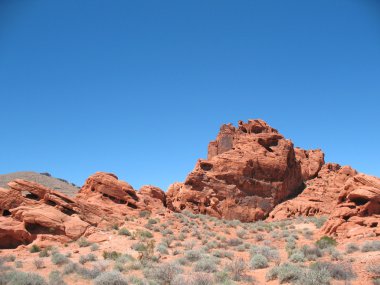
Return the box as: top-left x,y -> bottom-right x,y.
345,243 -> 359,253
266,263 -> 302,283
94,270 -> 128,285
91,243 -> 100,251
193,257 -> 217,273
4,271 -> 47,285
63,262 -> 79,275
161,229 -> 173,236
0,255 -> 16,263
311,261 -> 356,281
79,253 -> 97,264
316,236 -> 337,249
33,258 -> 45,269
148,218 -> 158,225
39,248 -> 50,257
309,216 -> 328,228
212,250 -> 234,260
250,254 -> 268,269
300,245 -> 322,261
48,270 -> 67,285
185,250 -> 203,262
172,273 -> 214,285
329,248 -> 343,261
361,241 -> 380,252
51,252 -> 68,265
157,243 -> 169,254
184,240 -> 196,250
118,228 -> 131,236
137,230 -> 153,239
15,261 -> 23,268
295,268 -> 331,285
367,263 -> 380,276
139,210 -> 151,218
145,262 -> 183,285
289,251 -> 305,263
77,237 -> 91,247
373,279 -> 380,285
30,244 -> 41,253
236,229 -> 247,239
255,233 -> 264,241
103,251 -> 122,260
225,258 -> 247,281
227,238 -> 243,247
162,236 -> 175,248
250,245 -> 280,263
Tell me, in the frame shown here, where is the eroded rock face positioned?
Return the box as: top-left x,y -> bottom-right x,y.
268,163 -> 356,220
321,173 -> 380,238
0,173 -> 166,248
166,119 -> 323,222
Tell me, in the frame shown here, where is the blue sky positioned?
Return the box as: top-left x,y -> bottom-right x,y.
1,0 -> 379,190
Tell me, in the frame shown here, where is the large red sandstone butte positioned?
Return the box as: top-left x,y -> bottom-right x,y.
166,119 -> 324,222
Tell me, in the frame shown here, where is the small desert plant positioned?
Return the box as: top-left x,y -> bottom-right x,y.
30,244 -> 41,253
33,258 -> 45,269
145,262 -> 183,285
193,257 -> 218,273
48,270 -> 67,285
15,261 -> 23,268
296,268 -> 331,285
266,262 -> 302,283
91,243 -> 100,251
250,245 -> 280,263
185,250 -> 203,262
225,258 -> 248,281
51,252 -> 69,265
63,262 -> 79,275
103,251 -> 122,260
118,228 -> 131,236
345,243 -> 359,253
311,261 -> 356,281
77,237 -> 91,247
250,254 -> 269,269
156,243 -> 169,254
94,270 -> 128,285
39,248 -> 50,257
289,251 -> 305,263
79,253 -> 97,264
3,271 -> 47,285
139,210 -> 151,218
361,241 -> 380,252
316,236 -> 337,249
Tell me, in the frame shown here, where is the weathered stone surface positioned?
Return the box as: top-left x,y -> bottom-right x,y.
166,119 -> 323,222
0,217 -> 33,249
79,172 -> 138,208
268,163 -> 355,220
138,185 -> 166,210
295,148 -> 325,180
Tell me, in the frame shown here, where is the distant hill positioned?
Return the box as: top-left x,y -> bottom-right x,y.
0,171 -> 80,197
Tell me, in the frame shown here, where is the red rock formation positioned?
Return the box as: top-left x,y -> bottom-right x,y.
166,119 -> 324,222
0,173 -> 166,248
321,173 -> 380,238
268,163 -> 356,220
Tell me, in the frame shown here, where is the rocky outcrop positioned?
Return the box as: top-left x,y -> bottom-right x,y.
268,164 -> 356,220
321,173 -> 380,238
166,119 -> 324,222
0,173 -> 166,248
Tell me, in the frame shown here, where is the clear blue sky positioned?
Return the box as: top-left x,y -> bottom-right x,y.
1,0 -> 379,190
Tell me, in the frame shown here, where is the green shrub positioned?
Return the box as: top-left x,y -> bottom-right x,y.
225,258 -> 247,281
103,251 -> 122,260
145,262 -> 183,285
289,251 -> 305,263
156,243 -> 169,254
311,261 -> 356,281
361,241 -> 380,252
91,243 -> 100,251
139,210 -> 151,218
316,236 -> 337,249
194,257 -> 217,273
48,270 -> 67,285
5,271 -> 47,285
29,244 -> 41,253
185,250 -> 203,262
345,243 -> 359,253
94,271 -> 128,285
250,254 -> 268,269
118,228 -> 131,236
77,237 -> 91,247
51,252 -> 69,265
79,253 -> 97,264
295,268 -> 331,285
266,263 -> 302,283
